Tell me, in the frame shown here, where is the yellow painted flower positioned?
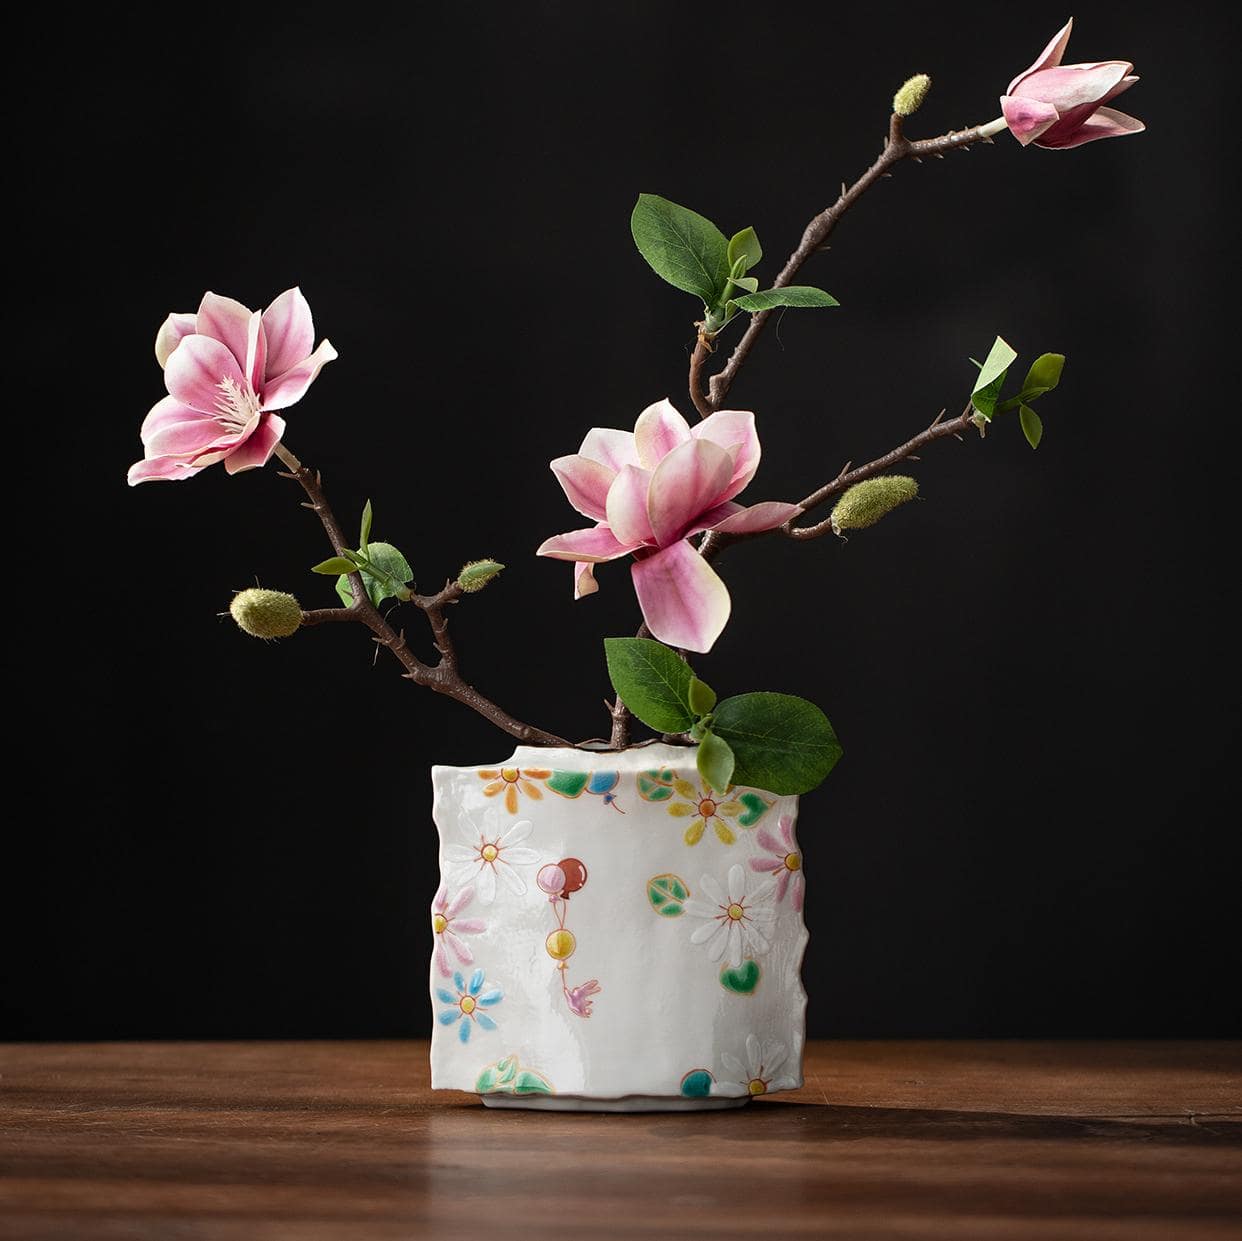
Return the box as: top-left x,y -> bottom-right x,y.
478,767 -> 552,814
666,778 -> 748,845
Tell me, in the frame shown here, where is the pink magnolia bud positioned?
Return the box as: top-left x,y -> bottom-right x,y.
1000,18 -> 1144,150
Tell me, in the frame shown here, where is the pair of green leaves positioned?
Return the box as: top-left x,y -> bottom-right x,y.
630,194 -> 838,337
603,638 -> 842,796
969,337 -> 1066,449
310,500 -> 414,607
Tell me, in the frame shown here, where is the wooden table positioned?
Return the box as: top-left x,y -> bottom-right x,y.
2,1042 -> 1240,1239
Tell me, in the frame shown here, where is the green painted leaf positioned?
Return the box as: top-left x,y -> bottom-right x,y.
475,1066 -> 498,1091
359,499 -> 373,551
735,791 -> 773,828
334,541 -> 413,607
647,873 -> 690,917
638,769 -> 677,802
495,1056 -> 518,1085
1023,352 -> 1064,396
697,731 -> 735,795
1019,403 -> 1044,449
312,557 -> 358,576
727,226 -> 762,273
513,1070 -> 553,1095
719,959 -> 761,995
688,677 -> 716,716
545,771 -> 590,798
630,194 -> 730,306
730,286 -> 839,312
680,1069 -> 714,1097
603,637 -> 695,734
712,692 -> 842,795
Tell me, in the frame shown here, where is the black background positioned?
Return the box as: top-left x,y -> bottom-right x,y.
7,1 -> 1237,1039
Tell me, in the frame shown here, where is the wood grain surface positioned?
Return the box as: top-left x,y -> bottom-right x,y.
2,1041 -> 1240,1240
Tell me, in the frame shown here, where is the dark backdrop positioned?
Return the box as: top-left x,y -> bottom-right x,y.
7,1 -> 1237,1039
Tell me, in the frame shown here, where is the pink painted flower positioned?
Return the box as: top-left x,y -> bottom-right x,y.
1000,18 -> 1144,150
127,288 -> 337,485
536,399 -> 799,652
748,814 -> 805,911
566,979 -> 601,1017
431,883 -> 487,978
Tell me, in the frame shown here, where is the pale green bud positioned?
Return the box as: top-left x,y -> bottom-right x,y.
457,559 -> 505,593
229,588 -> 303,638
831,476 -> 919,535
893,74 -> 931,117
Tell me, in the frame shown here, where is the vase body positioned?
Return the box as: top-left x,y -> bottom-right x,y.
429,744 -> 808,1109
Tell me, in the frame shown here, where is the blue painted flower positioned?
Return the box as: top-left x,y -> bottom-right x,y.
437,968 -> 503,1043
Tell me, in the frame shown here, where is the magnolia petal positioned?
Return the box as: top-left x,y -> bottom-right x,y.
244,309 -> 267,392
262,287 -> 316,380
574,562 -> 599,599
579,426 -> 640,472
1013,61 -> 1133,111
223,414 -> 286,474
692,409 -> 761,500
605,465 -> 655,547
536,525 -> 636,564
196,291 -> 255,371
1038,104 -> 1145,148
1001,94 -> 1060,146
154,312 -> 197,368
647,438 -> 734,546
1007,16 -> 1074,94
145,417 -> 234,459
188,413 -> 260,468
633,397 -> 692,470
631,540 -> 731,654
164,333 -> 245,413
710,500 -> 801,535
550,453 -> 615,521
140,395 -> 212,446
260,338 -> 338,410
127,455 -> 204,485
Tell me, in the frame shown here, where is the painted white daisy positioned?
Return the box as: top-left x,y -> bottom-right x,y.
681,863 -> 776,968
721,1033 -> 799,1097
443,818 -> 538,904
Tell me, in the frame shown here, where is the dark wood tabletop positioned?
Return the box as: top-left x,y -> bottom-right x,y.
2,1041 -> 1240,1240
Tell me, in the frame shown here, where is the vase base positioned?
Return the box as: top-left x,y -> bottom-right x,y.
480,1093 -> 750,1113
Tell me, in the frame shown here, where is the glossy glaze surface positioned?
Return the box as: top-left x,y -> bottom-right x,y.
429,744 -> 808,1105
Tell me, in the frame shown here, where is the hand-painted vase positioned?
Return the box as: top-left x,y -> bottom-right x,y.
429,743 -> 808,1111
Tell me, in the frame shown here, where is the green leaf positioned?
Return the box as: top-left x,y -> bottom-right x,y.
603,637 -> 695,733
647,873 -> 690,917
1019,403 -> 1044,449
1023,352 -> 1064,396
687,677 -> 717,715
727,226 -> 762,273
312,557 -> 359,576
697,731 -> 735,795
970,336 -> 1017,421
359,500 -> 373,551
334,541 -> 413,607
727,274 -> 759,294
711,692 -> 843,795
630,194 -> 730,306
730,286 -> 839,312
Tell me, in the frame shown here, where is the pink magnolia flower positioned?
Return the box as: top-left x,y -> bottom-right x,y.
1000,18 -> 1144,150
127,288 -> 337,485
748,814 -> 805,911
566,979 -> 601,1017
536,399 -> 799,652
431,883 -> 487,978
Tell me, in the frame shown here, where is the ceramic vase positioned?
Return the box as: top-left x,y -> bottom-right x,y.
429,743 -> 808,1110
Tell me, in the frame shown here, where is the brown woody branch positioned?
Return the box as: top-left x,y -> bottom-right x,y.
272,442 -> 569,747
693,114 -> 1000,417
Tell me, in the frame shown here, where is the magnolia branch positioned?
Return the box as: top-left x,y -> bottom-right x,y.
690,113 -> 1004,417
272,443 -> 569,747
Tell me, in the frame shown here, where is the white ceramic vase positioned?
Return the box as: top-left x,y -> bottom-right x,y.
429,743 -> 808,1110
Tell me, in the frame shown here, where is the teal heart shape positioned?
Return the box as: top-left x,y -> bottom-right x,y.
719,959 -> 761,995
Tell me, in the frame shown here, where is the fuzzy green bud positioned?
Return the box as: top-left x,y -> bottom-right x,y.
831,476 -> 919,535
229,588 -> 303,639
457,559 -> 505,593
893,73 -> 931,117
